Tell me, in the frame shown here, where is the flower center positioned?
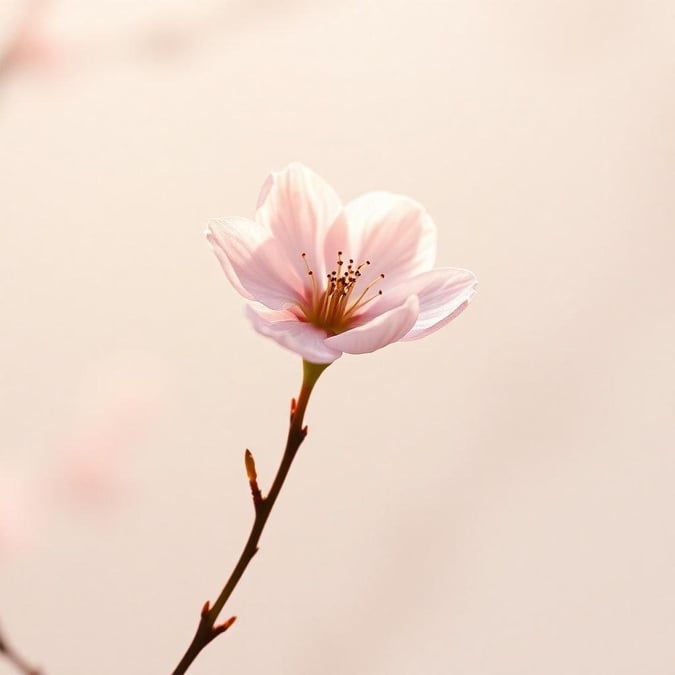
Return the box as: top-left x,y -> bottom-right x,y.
300,251 -> 384,334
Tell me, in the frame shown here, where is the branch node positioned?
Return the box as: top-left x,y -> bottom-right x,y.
200,601 -> 211,618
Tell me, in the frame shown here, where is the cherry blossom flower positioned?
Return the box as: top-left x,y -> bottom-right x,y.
207,163 -> 477,364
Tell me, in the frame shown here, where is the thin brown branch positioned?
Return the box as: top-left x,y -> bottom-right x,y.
171,360 -> 328,675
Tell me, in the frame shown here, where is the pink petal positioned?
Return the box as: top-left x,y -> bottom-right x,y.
354,266 -> 476,325
207,218 -> 304,310
246,305 -> 342,364
324,192 -> 437,290
256,163 -> 343,286
401,267 -> 477,341
325,295 -> 420,355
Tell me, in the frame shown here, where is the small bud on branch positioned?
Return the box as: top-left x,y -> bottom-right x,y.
244,450 -> 263,508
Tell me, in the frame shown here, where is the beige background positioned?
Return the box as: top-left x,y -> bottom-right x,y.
1,1 -> 674,673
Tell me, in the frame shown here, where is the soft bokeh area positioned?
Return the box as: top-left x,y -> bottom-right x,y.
1,1 -> 674,673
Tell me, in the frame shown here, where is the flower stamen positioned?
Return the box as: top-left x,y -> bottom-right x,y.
299,251 -> 384,334
301,252 -> 318,301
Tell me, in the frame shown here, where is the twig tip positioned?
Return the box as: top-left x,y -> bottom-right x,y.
213,615 -> 237,637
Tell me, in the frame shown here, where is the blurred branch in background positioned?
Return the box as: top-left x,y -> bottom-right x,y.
133,0 -> 309,62
0,0 -> 312,85
0,623 -> 41,675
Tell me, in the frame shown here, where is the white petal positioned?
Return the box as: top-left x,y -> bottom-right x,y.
324,192 -> 437,290
207,218 -> 304,310
256,163 -> 343,285
246,305 -> 342,364
401,267 -> 477,340
325,296 -> 420,355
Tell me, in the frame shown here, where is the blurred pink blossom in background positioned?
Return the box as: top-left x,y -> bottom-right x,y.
0,0 -> 63,76
52,351 -> 169,510
0,352 -> 169,563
